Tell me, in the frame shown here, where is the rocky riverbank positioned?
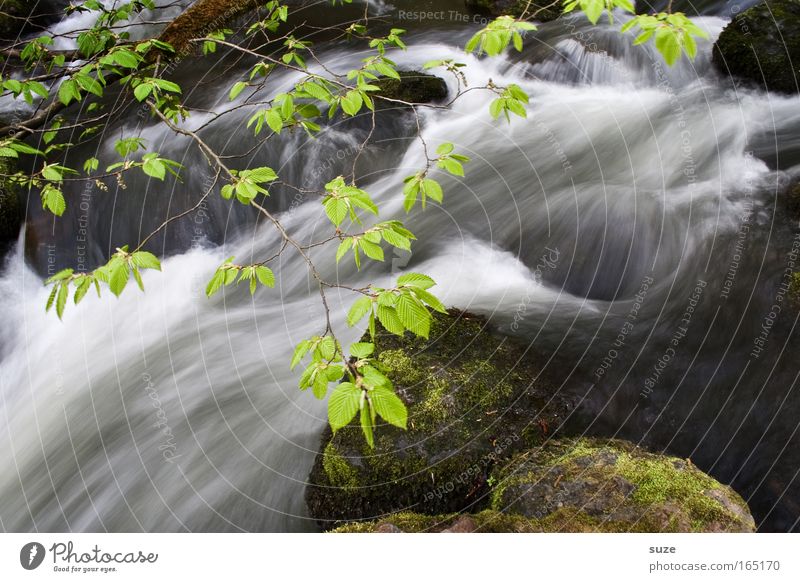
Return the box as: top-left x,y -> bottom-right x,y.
306,312 -> 756,533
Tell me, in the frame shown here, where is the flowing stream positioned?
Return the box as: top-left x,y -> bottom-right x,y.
1,1 -> 799,531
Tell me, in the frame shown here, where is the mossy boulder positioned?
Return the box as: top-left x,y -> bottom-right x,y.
465,0 -> 562,22
335,438 -> 756,532
490,438 -> 755,532
374,71 -> 448,106
305,310 -> 576,528
712,0 -> 800,94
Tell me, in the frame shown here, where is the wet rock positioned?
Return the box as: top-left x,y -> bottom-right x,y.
375,71 -> 448,106
787,179 -> 800,220
712,0 -> 800,94
332,438 -> 756,533
374,522 -> 403,533
491,438 -> 756,532
0,159 -> 21,257
441,515 -> 477,532
465,0 -> 562,22
305,310 -> 575,528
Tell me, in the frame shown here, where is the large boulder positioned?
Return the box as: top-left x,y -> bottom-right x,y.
712,0 -> 800,94
465,0 -> 563,22
305,310 -> 576,528
490,437 -> 756,532
374,71 -> 448,106
333,437 -> 756,532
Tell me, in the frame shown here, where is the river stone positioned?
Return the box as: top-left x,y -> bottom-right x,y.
374,71 -> 448,106
465,0 -> 562,22
712,0 -> 800,94
305,310 -> 575,529
490,437 -> 756,532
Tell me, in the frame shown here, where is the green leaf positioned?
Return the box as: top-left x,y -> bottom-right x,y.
46,285 -> 58,313
153,78 -> 181,94
436,143 -> 454,155
396,293 -> 431,338
359,239 -> 384,262
371,385 -> 407,429
349,342 -> 374,359
360,404 -> 374,447
56,283 -> 68,319
58,79 -> 80,105
73,277 -> 91,304
397,273 -> 435,289
438,158 -> 463,177
41,186 -> 66,216
377,305 -> 405,335
246,167 -> 278,183
255,266 -> 275,288
46,268 -> 73,284
318,336 -> 337,361
142,157 -> 166,180
324,197 -> 348,227
347,296 -> 373,326
422,178 -> 443,203
83,157 -> 99,173
413,287 -> 447,314
230,81 -> 247,100
584,0 -> 604,24
266,109 -> 283,134
75,73 -> 103,97
312,369 -> 329,399
133,82 -> 152,102
131,251 -> 161,271
132,266 -> 145,291
108,261 -> 130,296
328,382 -> 361,431
112,49 -> 140,68
336,239 -> 352,263
291,340 -> 312,369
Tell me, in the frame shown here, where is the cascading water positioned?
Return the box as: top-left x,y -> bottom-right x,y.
1,2 -> 799,531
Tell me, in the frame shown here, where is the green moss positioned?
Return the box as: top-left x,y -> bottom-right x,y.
376,349 -> 425,384
789,272 -> 800,308
322,443 -> 359,490
614,453 -> 730,529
